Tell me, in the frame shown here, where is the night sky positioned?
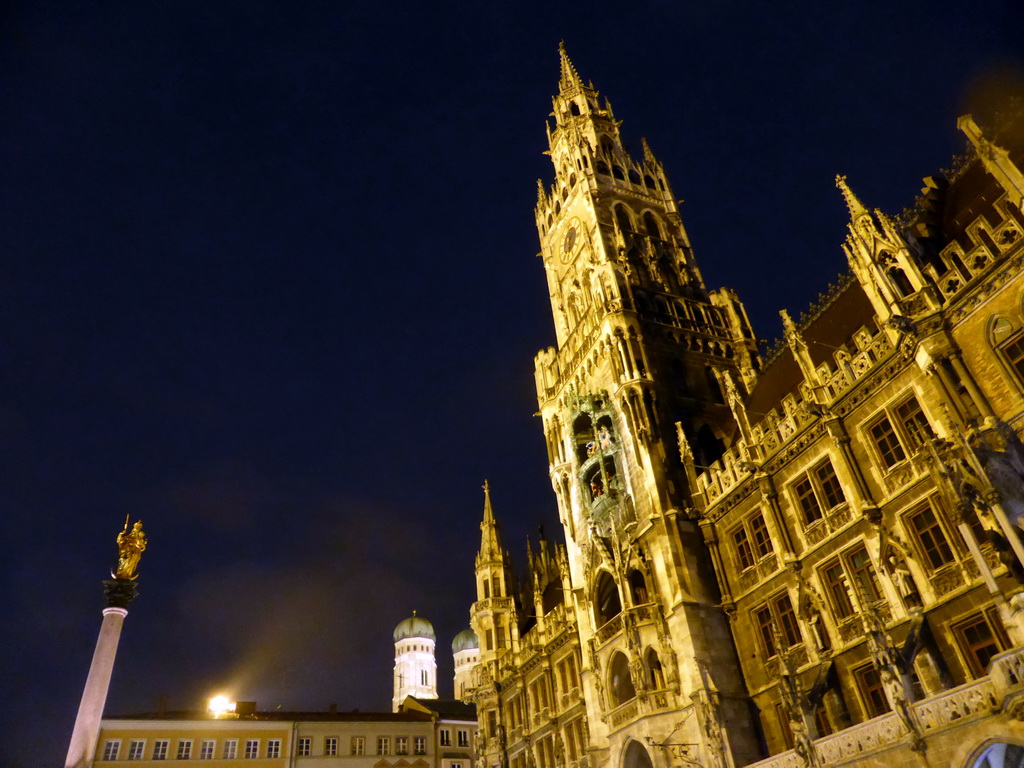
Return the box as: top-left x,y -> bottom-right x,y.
2,2 -> 1022,765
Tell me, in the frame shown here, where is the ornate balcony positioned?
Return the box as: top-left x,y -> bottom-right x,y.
745,646 -> 1024,768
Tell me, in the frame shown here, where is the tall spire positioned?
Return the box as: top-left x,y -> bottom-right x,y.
835,174 -> 868,220
558,40 -> 583,93
477,480 -> 504,564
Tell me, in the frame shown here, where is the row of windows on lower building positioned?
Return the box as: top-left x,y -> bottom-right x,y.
102,738 -> 281,761
101,733 -> 445,761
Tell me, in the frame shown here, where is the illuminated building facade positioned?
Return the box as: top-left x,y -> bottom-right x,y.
93,699 -> 476,768
469,46 -> 1024,768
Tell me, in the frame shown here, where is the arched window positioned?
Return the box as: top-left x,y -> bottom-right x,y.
645,648 -> 665,689
570,102 -> 581,116
629,169 -> 642,185
596,161 -> 609,175
614,205 -> 633,234
887,266 -> 914,297
643,212 -> 661,239
970,741 -> 1024,768
644,175 -> 656,189
601,137 -> 616,158
628,569 -> 648,604
608,651 -> 635,705
594,571 -> 622,627
612,165 -> 625,181
622,741 -> 654,768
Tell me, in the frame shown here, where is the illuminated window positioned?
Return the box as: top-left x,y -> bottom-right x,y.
1001,334 -> 1024,382
377,737 -> 390,755
153,741 -> 169,761
847,546 -> 882,601
396,736 -> 408,755
128,741 -> 146,760
414,736 -> 426,755
731,509 -> 773,572
732,524 -> 755,570
177,741 -> 192,760
792,457 -> 846,524
266,740 -> 281,759
325,737 -> 338,756
244,740 -> 259,759
102,740 -> 121,761
350,737 -> 363,756
222,741 -> 237,759
869,417 -> 906,468
868,395 -> 933,469
820,544 -> 881,620
954,610 -> 1009,678
854,665 -> 890,718
199,740 -> 215,760
754,592 -> 801,657
297,738 -> 311,757
907,503 -> 955,570
894,397 -> 933,449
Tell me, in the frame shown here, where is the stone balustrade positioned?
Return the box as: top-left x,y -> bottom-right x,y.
744,647 -> 1024,768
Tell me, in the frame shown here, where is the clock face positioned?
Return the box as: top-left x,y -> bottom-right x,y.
561,218 -> 581,263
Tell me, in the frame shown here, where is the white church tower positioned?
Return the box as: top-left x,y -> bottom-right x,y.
392,612 -> 437,711
451,628 -> 479,702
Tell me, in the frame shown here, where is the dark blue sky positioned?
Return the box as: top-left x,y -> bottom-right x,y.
2,2 -> 1022,765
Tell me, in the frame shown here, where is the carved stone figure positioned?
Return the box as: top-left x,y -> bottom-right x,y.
114,518 -> 147,580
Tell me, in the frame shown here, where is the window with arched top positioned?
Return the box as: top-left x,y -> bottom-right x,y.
601,137 -> 616,158
645,648 -> 665,689
643,212 -> 661,239
991,314 -> 1024,391
969,741 -> 1024,768
596,161 -> 609,175
644,175 -> 656,189
607,651 -> 635,705
629,169 -> 641,185
570,102 -> 581,116
622,741 -> 654,768
612,165 -> 625,181
594,571 -> 622,627
628,569 -> 648,604
614,205 -> 633,234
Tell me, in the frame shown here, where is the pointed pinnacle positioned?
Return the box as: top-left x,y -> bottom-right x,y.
641,137 -> 657,165
558,41 -> 583,91
835,174 -> 868,219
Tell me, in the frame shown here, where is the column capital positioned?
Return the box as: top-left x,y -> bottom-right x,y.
102,579 -> 138,610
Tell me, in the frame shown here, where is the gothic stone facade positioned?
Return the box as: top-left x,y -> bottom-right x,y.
469,47 -> 1024,768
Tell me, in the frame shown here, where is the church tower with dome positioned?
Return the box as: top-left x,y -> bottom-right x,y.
452,628 -> 479,702
392,612 -> 438,711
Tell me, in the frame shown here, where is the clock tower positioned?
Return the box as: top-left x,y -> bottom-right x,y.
532,44 -> 762,768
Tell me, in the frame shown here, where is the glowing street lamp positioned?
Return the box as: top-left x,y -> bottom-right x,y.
208,696 -> 236,717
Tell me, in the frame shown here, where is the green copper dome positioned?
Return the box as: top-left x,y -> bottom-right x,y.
452,628 -> 479,653
393,611 -> 436,642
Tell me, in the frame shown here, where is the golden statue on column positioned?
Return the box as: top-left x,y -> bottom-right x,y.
113,516 -> 147,580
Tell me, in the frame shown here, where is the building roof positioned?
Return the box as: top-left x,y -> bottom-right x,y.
106,709 -> 434,723
400,697 -> 477,721
394,611 -> 436,642
451,627 -> 479,653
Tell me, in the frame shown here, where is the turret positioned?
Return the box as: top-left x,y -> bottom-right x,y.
452,628 -> 479,702
471,482 -> 519,667
392,612 -> 437,711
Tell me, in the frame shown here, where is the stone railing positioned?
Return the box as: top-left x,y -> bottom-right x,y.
607,697 -> 640,729
695,322 -> 894,509
745,646 -> 1024,768
595,613 -> 623,646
